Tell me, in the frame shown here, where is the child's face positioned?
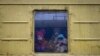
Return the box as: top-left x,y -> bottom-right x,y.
37,35 -> 43,40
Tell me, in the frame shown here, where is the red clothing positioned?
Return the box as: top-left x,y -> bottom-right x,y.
37,31 -> 44,37
36,29 -> 45,38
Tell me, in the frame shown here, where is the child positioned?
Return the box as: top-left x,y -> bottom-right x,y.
55,34 -> 67,52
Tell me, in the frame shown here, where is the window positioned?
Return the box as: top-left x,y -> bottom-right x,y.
34,10 -> 68,53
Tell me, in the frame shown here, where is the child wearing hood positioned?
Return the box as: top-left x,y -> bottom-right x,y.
55,34 -> 67,52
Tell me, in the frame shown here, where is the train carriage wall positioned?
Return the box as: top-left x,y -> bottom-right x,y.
0,0 -> 100,56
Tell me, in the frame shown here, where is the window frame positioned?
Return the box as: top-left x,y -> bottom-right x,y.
32,9 -> 70,54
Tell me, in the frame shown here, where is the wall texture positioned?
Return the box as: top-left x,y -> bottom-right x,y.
0,0 -> 100,56
69,5 -> 100,55
0,0 -> 100,4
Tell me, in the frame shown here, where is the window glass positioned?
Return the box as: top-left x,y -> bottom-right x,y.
35,11 -> 67,20
34,10 -> 68,53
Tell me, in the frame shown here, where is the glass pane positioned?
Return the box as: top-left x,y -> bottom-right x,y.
35,11 -> 67,20
34,10 -> 68,53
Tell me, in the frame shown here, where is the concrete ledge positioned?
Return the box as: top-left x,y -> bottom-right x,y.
0,38 -> 29,41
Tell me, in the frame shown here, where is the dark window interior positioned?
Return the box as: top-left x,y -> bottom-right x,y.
34,10 -> 68,53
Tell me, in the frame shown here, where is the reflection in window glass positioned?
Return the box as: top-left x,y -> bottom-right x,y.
35,11 -> 67,20
34,10 -> 68,53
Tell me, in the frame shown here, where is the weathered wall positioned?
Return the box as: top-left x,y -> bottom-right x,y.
0,5 -> 69,56
0,5 -> 33,55
0,0 -> 100,4
69,5 -> 100,55
0,0 -> 100,56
